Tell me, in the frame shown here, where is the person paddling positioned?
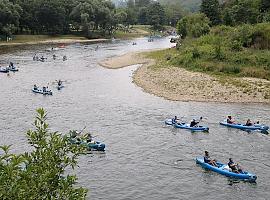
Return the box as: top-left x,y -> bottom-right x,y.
228,158 -> 243,173
204,151 -> 218,167
172,116 -> 179,124
245,119 -> 253,126
57,80 -> 62,86
227,116 -> 235,124
190,117 -> 202,127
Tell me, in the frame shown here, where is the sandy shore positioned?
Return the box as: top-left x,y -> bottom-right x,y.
0,38 -> 108,47
98,52 -> 149,69
100,52 -> 270,103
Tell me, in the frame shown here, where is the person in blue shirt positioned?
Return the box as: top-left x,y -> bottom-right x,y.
204,151 -> 217,167
228,158 -> 243,173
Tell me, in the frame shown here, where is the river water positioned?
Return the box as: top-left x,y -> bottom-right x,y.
0,37 -> 270,200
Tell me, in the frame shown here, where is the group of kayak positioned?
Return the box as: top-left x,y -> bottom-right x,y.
33,54 -> 67,62
32,80 -> 64,95
165,115 -> 269,133
165,115 -> 269,182
68,130 -> 105,151
0,62 -> 19,73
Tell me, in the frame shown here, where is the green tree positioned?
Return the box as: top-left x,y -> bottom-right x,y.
0,0 -> 22,38
0,108 -> 87,199
147,2 -> 165,30
177,13 -> 210,38
200,0 -> 221,26
260,0 -> 270,12
222,8 -> 234,26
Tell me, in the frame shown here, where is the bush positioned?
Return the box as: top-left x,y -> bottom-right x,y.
0,109 -> 88,199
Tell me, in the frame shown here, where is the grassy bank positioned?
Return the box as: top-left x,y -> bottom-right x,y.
144,23 -> 270,100
169,23 -> 270,80
113,25 -> 172,39
0,35 -> 89,44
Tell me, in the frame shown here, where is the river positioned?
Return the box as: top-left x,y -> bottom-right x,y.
0,37 -> 270,200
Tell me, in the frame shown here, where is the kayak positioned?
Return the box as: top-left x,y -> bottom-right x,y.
220,121 -> 269,131
32,88 -> 53,95
165,119 -> 174,125
8,67 -> 19,72
57,85 -> 64,90
70,138 -> 105,151
174,123 -> 209,132
196,157 -> 257,182
0,68 -> 9,73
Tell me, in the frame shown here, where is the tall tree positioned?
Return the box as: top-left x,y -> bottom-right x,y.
147,2 -> 165,30
200,0 -> 221,25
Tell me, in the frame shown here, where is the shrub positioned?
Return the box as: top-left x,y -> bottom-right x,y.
0,109 -> 88,199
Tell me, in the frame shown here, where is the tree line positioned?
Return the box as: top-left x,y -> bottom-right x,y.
0,0 -> 119,38
0,0 -> 186,39
177,0 -> 270,39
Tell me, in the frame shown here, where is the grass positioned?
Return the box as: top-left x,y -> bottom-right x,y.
144,24 -> 270,99
0,34 -> 88,44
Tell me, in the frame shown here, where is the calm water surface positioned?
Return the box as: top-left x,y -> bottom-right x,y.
0,37 -> 269,200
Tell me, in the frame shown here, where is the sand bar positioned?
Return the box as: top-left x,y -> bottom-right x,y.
100,51 -> 270,104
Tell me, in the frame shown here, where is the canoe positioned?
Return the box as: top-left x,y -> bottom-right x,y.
32,88 -> 52,95
0,68 -> 9,73
220,121 -> 269,131
174,123 -> 209,132
196,157 -> 257,182
70,138 -> 105,151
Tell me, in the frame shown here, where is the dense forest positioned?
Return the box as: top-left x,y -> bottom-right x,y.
0,0 -> 184,39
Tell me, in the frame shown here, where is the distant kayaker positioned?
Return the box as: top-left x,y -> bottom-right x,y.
228,158 -> 243,174
86,133 -> 92,143
53,54 -> 57,60
172,116 -> 178,124
190,119 -> 199,127
63,55 -> 67,61
245,119 -> 253,126
57,80 -> 62,86
9,62 -> 14,68
227,116 -> 235,124
204,151 -> 217,167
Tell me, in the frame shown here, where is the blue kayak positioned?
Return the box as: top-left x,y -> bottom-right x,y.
0,67 -> 9,73
8,66 -> 19,72
220,121 -> 269,131
196,157 -> 257,182
174,123 -> 209,132
165,119 -> 174,125
32,88 -> 53,95
70,137 -> 105,151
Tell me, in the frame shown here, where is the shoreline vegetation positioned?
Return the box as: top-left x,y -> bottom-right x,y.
0,25 -> 157,48
99,50 -> 270,104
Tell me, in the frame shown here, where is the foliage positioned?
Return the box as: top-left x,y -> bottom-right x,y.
0,108 -> 87,199
176,13 -> 210,38
162,23 -> 270,80
0,0 -> 22,37
201,0 -> 221,26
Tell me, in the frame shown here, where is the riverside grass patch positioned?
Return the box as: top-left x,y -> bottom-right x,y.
152,23 -> 270,80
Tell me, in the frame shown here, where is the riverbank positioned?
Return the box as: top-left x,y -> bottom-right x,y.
99,50 -> 270,104
0,36 -> 109,47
